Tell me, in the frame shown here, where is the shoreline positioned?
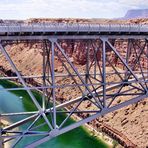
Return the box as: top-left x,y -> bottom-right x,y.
0,118 -> 9,127
70,113 -> 114,147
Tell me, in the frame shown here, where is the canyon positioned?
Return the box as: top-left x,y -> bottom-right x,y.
0,18 -> 148,148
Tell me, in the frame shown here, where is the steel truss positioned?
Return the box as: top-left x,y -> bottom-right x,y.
0,35 -> 148,147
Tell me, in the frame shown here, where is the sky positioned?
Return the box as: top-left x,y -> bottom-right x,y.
0,0 -> 148,20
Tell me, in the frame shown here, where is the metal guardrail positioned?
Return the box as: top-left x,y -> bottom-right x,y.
0,23 -> 148,33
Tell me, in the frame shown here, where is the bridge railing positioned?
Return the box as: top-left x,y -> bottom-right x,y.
0,22 -> 148,33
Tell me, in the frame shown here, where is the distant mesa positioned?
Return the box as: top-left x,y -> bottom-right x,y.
0,19 -> 4,23
124,9 -> 148,19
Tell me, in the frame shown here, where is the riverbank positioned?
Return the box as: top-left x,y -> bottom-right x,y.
70,113 -> 113,147
0,118 -> 9,127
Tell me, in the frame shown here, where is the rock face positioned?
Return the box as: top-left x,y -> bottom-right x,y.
124,9 -> 148,19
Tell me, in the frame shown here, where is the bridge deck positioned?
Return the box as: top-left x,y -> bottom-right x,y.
0,23 -> 148,36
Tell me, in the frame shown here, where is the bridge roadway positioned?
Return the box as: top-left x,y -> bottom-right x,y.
0,23 -> 148,36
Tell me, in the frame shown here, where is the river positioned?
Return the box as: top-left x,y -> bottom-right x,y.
0,80 -> 109,148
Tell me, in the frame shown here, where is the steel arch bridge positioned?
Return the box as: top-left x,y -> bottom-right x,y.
0,23 -> 148,147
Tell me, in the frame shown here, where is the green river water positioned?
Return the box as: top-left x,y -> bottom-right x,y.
0,80 -> 109,148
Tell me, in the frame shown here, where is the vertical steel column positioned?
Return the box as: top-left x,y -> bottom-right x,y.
85,41 -> 89,94
50,40 -> 56,129
125,39 -> 131,80
42,40 -> 46,110
94,46 -> 97,79
102,38 -> 106,108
